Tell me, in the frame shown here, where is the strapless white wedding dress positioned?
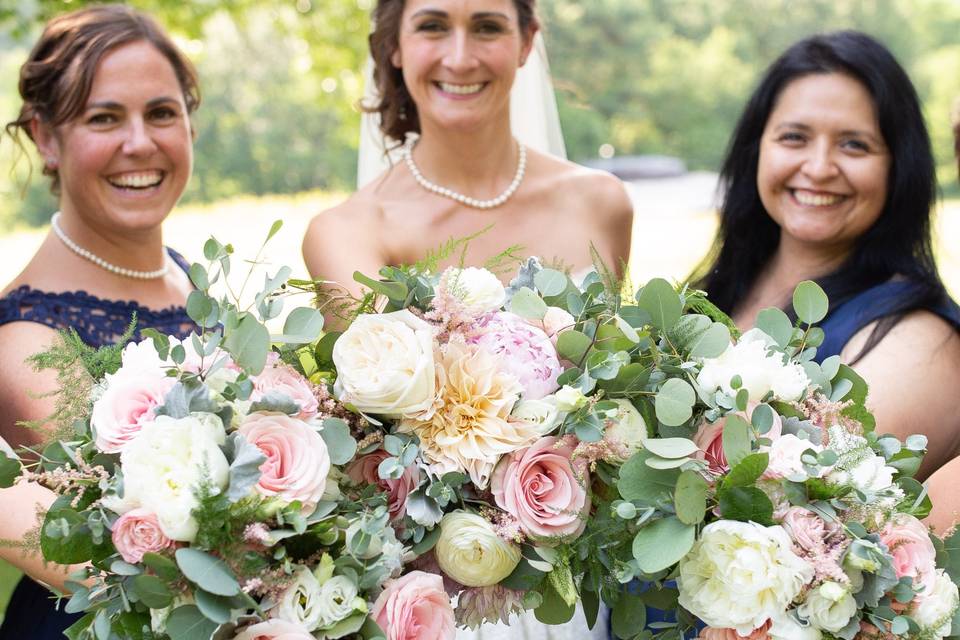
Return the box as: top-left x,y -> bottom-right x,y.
455,604 -> 608,640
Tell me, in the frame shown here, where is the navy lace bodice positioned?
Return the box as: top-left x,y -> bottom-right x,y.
0,248 -> 195,345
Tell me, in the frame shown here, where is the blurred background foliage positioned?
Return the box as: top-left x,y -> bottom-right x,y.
0,0 -> 959,229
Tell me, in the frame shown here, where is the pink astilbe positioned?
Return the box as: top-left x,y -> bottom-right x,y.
795,393 -> 862,441
479,506 -> 526,544
456,584 -> 527,629
424,285 -> 485,342
243,522 -> 272,547
23,457 -> 109,509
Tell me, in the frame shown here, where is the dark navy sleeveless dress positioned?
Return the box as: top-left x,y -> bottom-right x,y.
0,248 -> 195,639
613,280 -> 960,639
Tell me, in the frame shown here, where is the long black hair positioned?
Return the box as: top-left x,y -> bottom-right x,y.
693,30 -> 947,361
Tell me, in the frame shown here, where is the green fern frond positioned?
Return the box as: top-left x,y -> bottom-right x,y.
681,284 -> 741,339
589,243 -> 622,307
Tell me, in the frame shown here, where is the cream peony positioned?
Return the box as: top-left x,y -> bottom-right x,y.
440,267 -> 506,312
333,310 -> 436,417
913,569 -> 959,639
112,414 -> 228,541
678,520 -> 814,635
797,582 -> 857,633
434,511 -> 521,587
398,339 -> 533,488
696,329 -> 809,403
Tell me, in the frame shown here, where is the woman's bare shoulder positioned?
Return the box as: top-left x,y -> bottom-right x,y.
531,152 -> 633,219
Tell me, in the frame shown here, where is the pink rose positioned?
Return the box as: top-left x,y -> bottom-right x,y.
529,307 -> 576,346
111,508 -> 172,563
473,311 -> 562,400
238,413 -> 330,512
346,450 -> 419,520
699,622 -> 770,639
371,571 -> 456,640
491,436 -> 589,539
879,514 -> 938,601
233,619 -> 315,640
780,506 -> 839,553
92,368 -> 176,453
251,364 -> 319,420
694,406 -> 782,475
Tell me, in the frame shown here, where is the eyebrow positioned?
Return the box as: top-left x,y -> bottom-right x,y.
85,96 -> 181,111
410,8 -> 510,20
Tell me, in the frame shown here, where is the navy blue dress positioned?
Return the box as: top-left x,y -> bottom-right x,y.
0,248 -> 195,639
612,280 -> 960,639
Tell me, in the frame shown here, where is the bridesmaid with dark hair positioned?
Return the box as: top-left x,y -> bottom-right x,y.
0,5 -> 200,637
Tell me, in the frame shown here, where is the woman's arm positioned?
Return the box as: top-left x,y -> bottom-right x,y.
925,455 -> 960,535
841,310 -> 960,480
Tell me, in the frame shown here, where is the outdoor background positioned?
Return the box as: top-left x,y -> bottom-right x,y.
0,0 -> 959,620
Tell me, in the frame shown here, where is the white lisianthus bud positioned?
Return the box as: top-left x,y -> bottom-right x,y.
316,575 -> 365,628
435,512 -> 521,587
511,396 -> 565,435
554,385 -> 588,412
441,267 -> 505,312
275,566 -> 325,630
798,582 -> 857,633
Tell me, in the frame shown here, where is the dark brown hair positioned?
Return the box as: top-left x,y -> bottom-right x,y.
5,4 -> 200,191
367,0 -> 538,145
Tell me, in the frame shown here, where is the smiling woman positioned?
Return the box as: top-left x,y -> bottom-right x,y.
0,6 -> 199,638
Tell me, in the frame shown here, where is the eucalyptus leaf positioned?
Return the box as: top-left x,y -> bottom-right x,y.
721,414 -> 751,467
674,470 -> 708,525
534,269 -> 569,297
636,278 -> 682,331
223,313 -> 270,375
792,280 -> 829,325
688,322 -> 731,358
643,438 -> 699,459
225,433 -> 267,502
509,287 -> 548,320
755,308 -> 793,347
535,579 -> 576,625
618,450 -> 682,505
194,589 -> 234,624
320,418 -> 358,465
644,456 -> 692,469
0,448 -> 20,489
557,330 -> 593,364
165,605 -> 220,640
611,593 -> 647,640
632,516 -> 695,573
176,548 -> 241,596
274,307 -> 324,344
654,378 -> 695,426
821,355 -> 842,381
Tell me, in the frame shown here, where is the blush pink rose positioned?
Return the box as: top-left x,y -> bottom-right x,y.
780,506 -> 838,553
879,514 -> 938,601
371,571 -> 456,640
232,619 -> 315,640
111,508 -> 172,563
694,406 -> 783,475
251,364 -> 319,420
92,369 -> 176,453
528,306 -> 576,346
699,622 -> 770,639
238,413 -> 330,512
473,311 -> 563,400
491,435 -> 589,539
346,450 -> 419,520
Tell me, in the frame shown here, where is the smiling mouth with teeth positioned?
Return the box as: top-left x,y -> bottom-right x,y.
790,189 -> 847,207
108,171 -> 165,190
436,81 -> 485,95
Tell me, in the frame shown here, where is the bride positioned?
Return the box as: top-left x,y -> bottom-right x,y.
302,1 -> 632,637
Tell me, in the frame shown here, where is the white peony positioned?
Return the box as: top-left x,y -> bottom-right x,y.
768,610 -> 822,640
435,512 -> 521,587
828,454 -> 895,493
111,413 -> 228,541
765,434 -> 822,480
677,520 -> 814,635
696,329 -> 809,403
332,310 -> 437,417
441,267 -> 505,312
797,581 -> 857,633
511,396 -> 565,436
604,399 -> 648,462
913,569 -> 960,639
274,566 -> 325,630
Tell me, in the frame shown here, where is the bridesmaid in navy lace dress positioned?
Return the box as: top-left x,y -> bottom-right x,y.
0,6 -> 200,637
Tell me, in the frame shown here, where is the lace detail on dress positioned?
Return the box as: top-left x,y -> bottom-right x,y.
0,248 -> 195,347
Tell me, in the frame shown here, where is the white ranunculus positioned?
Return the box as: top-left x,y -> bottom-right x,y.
435,512 -> 521,587
316,575 -> 364,628
678,520 -> 814,635
604,399 -> 648,462
554,385 -> 588,412
797,581 -> 857,633
768,610 -> 822,640
828,454 -> 895,493
332,310 -> 437,417
441,267 -> 505,312
114,413 -> 228,541
511,396 -> 565,435
914,569 -> 960,639
696,329 -> 809,403
275,566 -> 325,631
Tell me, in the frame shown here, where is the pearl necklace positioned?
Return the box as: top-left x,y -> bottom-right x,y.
403,135 -> 526,209
50,212 -> 169,280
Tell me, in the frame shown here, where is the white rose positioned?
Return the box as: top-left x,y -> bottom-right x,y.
554,385 -> 588,412
696,329 -> 809,403
768,610 -> 822,640
275,566 -> 325,630
828,454 -> 895,493
678,520 -> 814,635
441,267 -> 505,312
913,569 -> 960,639
435,512 -> 521,587
114,413 -> 228,541
797,581 -> 857,633
316,575 -> 364,628
604,399 -> 648,462
766,434 -> 822,480
511,396 -> 565,435
332,310 -> 436,417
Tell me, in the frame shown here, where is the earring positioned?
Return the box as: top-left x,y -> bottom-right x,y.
45,157 -> 58,171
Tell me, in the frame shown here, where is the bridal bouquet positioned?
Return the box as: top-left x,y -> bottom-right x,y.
11,226 -> 456,640
321,254 -> 960,640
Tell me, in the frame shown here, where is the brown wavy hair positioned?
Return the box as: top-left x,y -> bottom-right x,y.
5,4 -> 200,192
367,0 -> 538,146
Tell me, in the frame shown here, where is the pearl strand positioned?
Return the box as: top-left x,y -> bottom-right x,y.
403,135 -> 526,210
50,212 -> 169,280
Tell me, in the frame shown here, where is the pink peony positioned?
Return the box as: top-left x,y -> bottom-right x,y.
371,571 -> 456,640
491,436 -> 589,540
879,514 -> 938,601
92,368 -> 176,453
699,622 -> 770,639
238,413 -> 330,512
473,311 -> 562,400
232,619 -> 315,640
251,364 -> 319,420
694,406 -> 782,475
111,508 -> 172,563
346,450 -> 419,520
